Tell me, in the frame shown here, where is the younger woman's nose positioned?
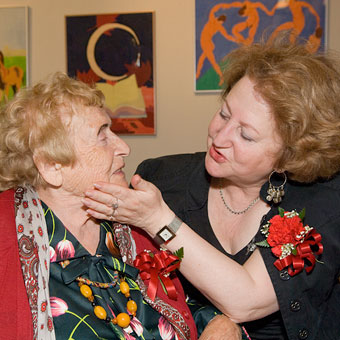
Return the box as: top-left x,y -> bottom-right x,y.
213,123 -> 234,148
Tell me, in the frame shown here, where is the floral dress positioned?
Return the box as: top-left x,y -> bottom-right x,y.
44,202 -> 177,340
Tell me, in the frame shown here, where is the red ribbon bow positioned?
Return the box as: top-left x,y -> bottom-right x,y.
274,229 -> 323,276
134,250 -> 181,301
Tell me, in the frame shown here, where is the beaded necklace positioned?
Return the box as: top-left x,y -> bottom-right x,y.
76,273 -> 137,329
219,187 -> 260,215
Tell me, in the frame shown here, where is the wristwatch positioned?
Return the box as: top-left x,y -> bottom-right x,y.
153,216 -> 182,245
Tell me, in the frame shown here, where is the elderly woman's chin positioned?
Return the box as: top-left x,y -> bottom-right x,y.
109,171 -> 129,188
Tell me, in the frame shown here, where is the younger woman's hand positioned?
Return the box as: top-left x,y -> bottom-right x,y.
82,175 -> 174,236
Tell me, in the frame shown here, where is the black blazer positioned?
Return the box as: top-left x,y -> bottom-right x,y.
136,152 -> 340,340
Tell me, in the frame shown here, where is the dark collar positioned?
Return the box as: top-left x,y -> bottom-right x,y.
184,153 -> 301,213
186,153 -> 211,211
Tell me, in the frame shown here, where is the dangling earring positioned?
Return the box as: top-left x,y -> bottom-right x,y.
266,171 -> 287,203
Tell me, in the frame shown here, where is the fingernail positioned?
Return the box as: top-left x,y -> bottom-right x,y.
93,183 -> 102,189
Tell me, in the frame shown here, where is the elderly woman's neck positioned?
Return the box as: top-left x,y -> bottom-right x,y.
37,186 -> 100,255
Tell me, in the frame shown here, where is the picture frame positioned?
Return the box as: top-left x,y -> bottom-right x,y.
0,6 -> 29,104
195,0 -> 328,93
66,11 -> 155,135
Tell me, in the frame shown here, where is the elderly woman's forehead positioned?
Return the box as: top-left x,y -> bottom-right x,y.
57,103 -> 97,128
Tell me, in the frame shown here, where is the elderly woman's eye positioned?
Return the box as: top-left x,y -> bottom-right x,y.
99,132 -> 108,141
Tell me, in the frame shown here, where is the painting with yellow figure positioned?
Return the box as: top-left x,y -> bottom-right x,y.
195,0 -> 327,92
66,12 -> 155,135
0,6 -> 28,104
96,74 -> 146,118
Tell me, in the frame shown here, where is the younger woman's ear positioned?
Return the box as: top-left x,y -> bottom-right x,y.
33,154 -> 62,187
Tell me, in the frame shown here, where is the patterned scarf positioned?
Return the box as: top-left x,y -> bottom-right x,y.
15,186 -> 55,340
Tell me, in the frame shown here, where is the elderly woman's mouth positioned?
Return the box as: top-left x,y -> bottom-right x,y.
113,166 -> 125,175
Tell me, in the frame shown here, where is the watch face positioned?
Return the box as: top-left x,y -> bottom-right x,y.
159,227 -> 175,242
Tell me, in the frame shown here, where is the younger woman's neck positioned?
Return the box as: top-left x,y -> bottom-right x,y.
212,177 -> 263,198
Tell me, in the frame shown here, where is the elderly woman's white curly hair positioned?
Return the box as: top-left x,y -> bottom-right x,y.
0,72 -> 105,190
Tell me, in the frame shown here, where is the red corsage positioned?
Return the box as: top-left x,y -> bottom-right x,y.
256,207 -> 323,276
133,247 -> 183,301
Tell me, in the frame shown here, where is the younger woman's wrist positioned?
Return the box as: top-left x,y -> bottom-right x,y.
153,214 -> 182,245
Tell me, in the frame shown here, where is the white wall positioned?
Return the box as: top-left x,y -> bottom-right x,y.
1,0 -> 340,181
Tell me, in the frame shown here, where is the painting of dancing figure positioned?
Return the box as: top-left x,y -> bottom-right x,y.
195,0 -> 327,92
0,6 -> 28,103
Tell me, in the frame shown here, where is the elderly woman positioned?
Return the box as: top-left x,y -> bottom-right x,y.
0,72 -> 207,340
83,38 -> 340,339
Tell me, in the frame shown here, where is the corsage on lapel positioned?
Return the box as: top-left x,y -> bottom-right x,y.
256,207 -> 323,276
134,247 -> 183,301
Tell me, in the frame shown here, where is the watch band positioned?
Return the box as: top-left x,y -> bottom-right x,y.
153,215 -> 182,245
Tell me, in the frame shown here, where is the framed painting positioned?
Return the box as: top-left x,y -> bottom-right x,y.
195,0 -> 328,92
0,6 -> 28,104
66,12 -> 155,135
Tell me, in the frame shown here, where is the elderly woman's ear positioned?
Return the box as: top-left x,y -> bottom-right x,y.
33,154 -> 63,187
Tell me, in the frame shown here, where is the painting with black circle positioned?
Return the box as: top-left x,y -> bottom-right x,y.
66,12 -> 155,135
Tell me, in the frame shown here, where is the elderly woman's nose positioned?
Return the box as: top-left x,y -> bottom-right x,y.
116,137 -> 130,157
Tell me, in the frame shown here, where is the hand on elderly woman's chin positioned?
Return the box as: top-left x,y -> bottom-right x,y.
83,174 -> 174,235
199,314 -> 242,340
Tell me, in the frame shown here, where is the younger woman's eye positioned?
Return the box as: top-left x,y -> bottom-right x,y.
241,131 -> 253,142
219,110 -> 230,121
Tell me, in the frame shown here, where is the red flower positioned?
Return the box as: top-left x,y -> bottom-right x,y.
38,226 -> 43,237
41,301 -> 47,312
47,316 -> 54,331
267,214 -> 304,257
18,224 -> 24,233
257,208 -> 323,276
23,201 -> 28,208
